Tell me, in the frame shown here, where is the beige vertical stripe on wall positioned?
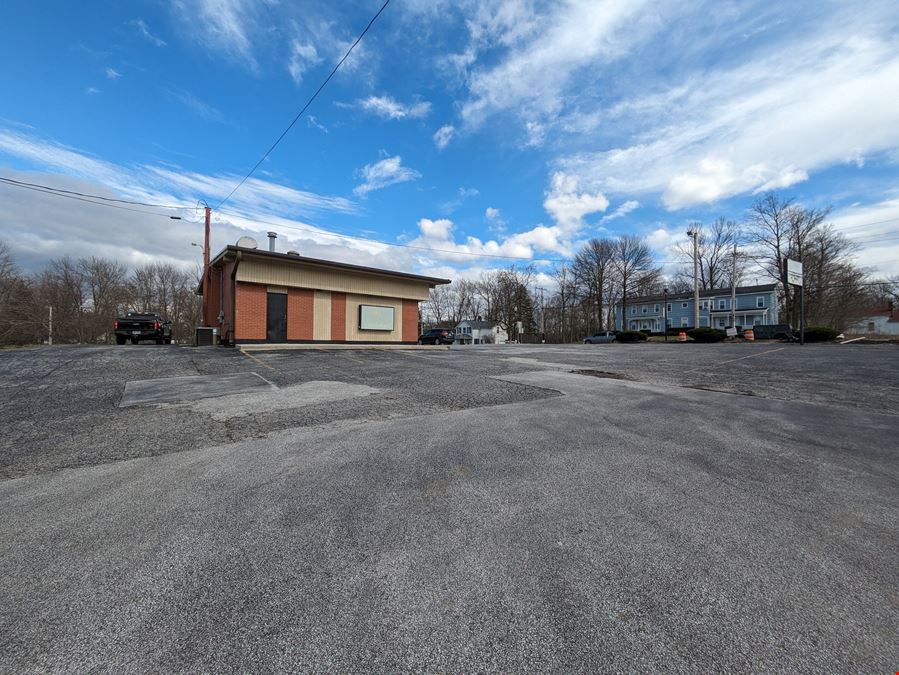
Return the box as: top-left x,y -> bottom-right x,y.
313,290 -> 332,341
345,294 -> 404,342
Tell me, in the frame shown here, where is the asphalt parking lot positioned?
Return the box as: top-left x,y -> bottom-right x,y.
1,342 -> 897,671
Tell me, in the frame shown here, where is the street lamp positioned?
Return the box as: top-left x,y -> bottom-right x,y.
663,287 -> 668,342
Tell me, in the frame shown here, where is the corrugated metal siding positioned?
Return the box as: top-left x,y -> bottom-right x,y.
313,291 -> 332,340
237,259 -> 430,300
345,294 -> 404,342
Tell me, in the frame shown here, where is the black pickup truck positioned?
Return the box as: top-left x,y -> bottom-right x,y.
114,313 -> 172,345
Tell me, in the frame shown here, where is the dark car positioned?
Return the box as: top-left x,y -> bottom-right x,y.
418,328 -> 455,345
114,312 -> 172,345
583,331 -> 616,344
751,324 -> 797,341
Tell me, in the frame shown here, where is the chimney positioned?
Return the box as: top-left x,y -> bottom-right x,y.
267,231 -> 277,252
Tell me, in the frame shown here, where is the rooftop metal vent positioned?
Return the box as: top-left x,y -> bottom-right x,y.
286,250 -> 300,256
267,231 -> 277,252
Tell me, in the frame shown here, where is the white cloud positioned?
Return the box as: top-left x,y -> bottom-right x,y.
131,18 -> 166,47
555,11 -> 899,209
485,207 -> 500,219
830,196 -> 899,276
288,40 -> 322,84
542,172 -> 609,232
105,68 -> 121,80
170,0 -> 255,66
600,200 -> 640,223
353,155 -> 421,197
359,95 -> 431,120
433,125 -> 455,150
459,0 -> 653,129
85,87 -> 100,95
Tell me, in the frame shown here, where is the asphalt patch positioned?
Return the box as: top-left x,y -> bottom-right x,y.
570,369 -> 632,380
119,371 -> 275,407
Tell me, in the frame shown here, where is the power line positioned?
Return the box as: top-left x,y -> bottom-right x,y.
0,176 -> 191,209
0,179 -> 195,219
212,0 -> 392,212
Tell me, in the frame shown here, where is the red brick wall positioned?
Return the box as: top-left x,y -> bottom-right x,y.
331,292 -> 346,341
287,288 -> 314,340
235,282 -> 267,340
402,300 -> 419,342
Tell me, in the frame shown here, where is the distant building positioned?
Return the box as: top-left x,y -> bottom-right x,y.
454,319 -> 508,345
614,284 -> 779,332
845,303 -> 899,336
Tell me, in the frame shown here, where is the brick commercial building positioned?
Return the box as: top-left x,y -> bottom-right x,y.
199,241 -> 451,345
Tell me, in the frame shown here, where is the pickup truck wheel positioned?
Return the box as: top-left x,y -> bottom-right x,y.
116,336 -> 126,345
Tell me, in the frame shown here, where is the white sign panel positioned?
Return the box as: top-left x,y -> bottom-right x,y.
786,259 -> 803,286
358,305 -> 395,331
726,327 -> 737,337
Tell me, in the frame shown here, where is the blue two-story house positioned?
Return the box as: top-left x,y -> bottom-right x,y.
615,284 -> 779,332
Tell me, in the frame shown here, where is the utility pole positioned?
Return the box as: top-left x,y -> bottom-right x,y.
731,243 -> 737,330
687,229 -> 700,328
48,305 -> 53,346
202,206 -> 211,326
536,286 -> 546,340
663,287 -> 668,341
798,238 -> 805,346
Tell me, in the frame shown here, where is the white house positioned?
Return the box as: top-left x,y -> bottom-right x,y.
454,320 -> 508,345
845,303 -> 899,336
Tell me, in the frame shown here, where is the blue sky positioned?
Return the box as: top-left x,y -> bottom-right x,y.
1,0 -> 898,281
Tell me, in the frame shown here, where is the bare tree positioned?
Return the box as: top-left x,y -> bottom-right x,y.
79,257 -> 129,342
611,235 -> 661,328
572,238 -> 615,331
673,217 -> 743,290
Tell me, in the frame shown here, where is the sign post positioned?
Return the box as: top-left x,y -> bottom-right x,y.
786,258 -> 804,345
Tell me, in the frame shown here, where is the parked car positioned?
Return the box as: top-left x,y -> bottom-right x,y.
750,324 -> 797,341
583,331 -> 616,344
418,328 -> 455,345
114,312 -> 172,345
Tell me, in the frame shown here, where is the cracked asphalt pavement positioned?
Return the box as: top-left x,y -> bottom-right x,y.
0,342 -> 897,671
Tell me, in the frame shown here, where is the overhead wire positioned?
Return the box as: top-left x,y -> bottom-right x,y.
212,0 -> 392,212
0,178 -> 198,219
0,175 -> 193,209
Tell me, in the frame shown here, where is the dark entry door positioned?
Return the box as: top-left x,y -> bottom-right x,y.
266,292 -> 287,342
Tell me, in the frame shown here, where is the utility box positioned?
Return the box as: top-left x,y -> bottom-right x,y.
195,327 -> 218,346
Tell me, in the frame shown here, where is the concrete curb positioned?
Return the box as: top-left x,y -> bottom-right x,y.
238,343 -> 452,352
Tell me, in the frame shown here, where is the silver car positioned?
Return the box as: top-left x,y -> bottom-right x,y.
583,331 -> 616,344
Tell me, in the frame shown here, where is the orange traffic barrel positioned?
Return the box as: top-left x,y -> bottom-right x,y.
677,331 -> 687,342
744,328 -> 755,341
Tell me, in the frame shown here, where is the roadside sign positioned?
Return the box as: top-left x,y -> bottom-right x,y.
786,258 -> 803,286
726,327 -> 737,337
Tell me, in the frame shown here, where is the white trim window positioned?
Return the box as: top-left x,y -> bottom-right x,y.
642,306 -> 647,314
631,307 -> 637,315
682,302 -> 688,309
681,317 -> 689,327
654,304 -> 660,313
756,296 -> 764,308
667,303 -> 672,312
718,299 -> 726,310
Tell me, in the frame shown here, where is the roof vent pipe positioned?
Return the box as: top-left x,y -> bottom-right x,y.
267,231 -> 277,252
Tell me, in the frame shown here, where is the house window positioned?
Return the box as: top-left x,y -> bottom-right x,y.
681,302 -> 688,309
681,317 -> 688,327
642,306 -> 647,314
667,303 -> 672,312
756,296 -> 764,308
631,307 -> 637,315
654,304 -> 660,313
867,321 -> 876,332
718,299 -> 726,310
630,321 -> 637,329
718,318 -> 726,327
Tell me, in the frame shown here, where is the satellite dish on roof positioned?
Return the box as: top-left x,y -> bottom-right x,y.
236,236 -> 258,249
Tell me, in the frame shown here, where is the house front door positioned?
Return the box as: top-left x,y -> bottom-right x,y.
266,292 -> 287,342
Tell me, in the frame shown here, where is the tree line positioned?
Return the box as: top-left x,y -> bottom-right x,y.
425,192 -> 898,342
0,240 -> 201,345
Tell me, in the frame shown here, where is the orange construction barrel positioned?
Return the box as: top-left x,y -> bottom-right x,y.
744,328 -> 755,341
677,331 -> 687,342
